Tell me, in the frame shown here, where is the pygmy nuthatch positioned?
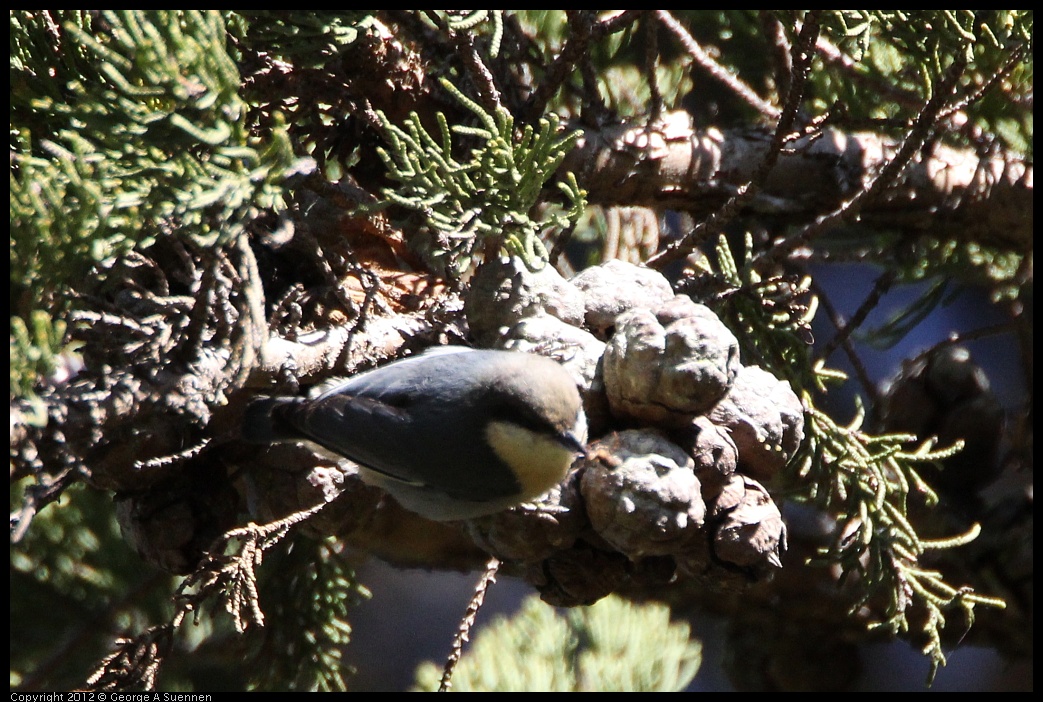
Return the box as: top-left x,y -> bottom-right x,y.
243,346 -> 588,520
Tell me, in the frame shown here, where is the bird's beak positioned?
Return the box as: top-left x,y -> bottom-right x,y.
561,431 -> 588,457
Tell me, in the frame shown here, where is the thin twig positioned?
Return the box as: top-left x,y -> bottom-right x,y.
760,11 -> 793,105
86,501 -> 330,690
814,34 -> 923,111
753,46 -> 970,273
655,10 -> 780,120
521,11 -> 643,125
596,9 -> 645,35
815,269 -> 896,366
810,278 -> 878,402
454,30 -> 502,112
439,557 -> 501,692
644,14 -> 662,124
416,11 -> 502,113
938,44 -> 1027,123
648,12 -> 821,269
523,11 -> 597,122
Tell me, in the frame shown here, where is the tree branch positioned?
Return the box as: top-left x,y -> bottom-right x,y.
561,114 -> 1033,252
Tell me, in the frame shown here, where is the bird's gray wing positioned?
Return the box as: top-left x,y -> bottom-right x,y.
293,390 -> 431,486
293,350 -> 480,485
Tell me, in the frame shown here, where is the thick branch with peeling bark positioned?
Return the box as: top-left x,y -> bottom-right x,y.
562,112 -> 1033,251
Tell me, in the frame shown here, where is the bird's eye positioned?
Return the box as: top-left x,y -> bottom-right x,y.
497,398 -> 560,436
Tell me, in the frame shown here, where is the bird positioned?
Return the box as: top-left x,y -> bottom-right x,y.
242,346 -> 588,521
